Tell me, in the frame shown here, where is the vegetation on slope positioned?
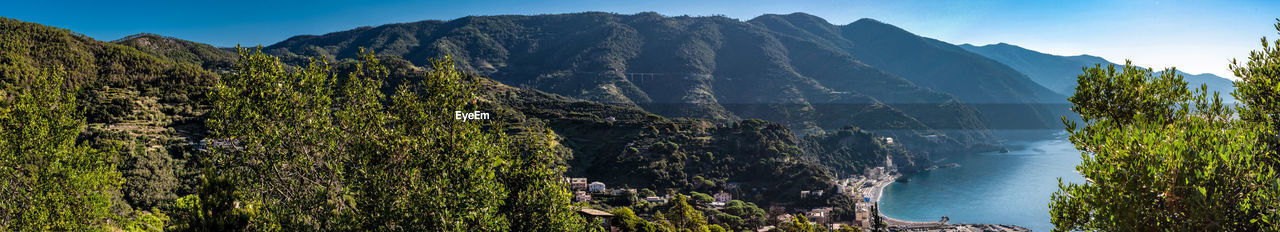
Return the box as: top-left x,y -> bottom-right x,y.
1049,21 -> 1280,231
262,12 -> 1002,153
0,17 -> 914,230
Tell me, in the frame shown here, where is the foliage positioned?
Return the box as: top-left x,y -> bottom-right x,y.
665,195 -> 709,232
611,207 -> 661,232
1049,22 -> 1280,231
775,214 -> 816,232
0,68 -> 123,230
1232,19 -> 1280,154
264,13 -> 1005,152
197,47 -> 588,231
870,203 -> 884,232
720,200 -> 768,230
484,78 -> 841,205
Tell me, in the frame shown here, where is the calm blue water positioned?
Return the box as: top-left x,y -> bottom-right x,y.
879,137 -> 1085,232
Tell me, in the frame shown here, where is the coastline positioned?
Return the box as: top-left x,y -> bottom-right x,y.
868,173 -> 1030,232
866,173 -> 941,226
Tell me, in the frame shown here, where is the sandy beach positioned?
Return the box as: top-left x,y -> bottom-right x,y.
864,174 -> 952,228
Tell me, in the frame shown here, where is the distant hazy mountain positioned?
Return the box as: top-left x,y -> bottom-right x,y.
748,15 -> 1071,130
960,43 -> 1237,100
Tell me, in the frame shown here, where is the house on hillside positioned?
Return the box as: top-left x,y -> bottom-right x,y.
564,178 -> 588,190
589,182 -> 606,193
574,191 -> 592,202
644,196 -> 666,204
806,207 -> 832,225
714,192 -> 732,203
611,188 -> 636,196
577,207 -> 614,229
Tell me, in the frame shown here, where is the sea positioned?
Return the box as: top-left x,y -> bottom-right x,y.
878,134 -> 1086,232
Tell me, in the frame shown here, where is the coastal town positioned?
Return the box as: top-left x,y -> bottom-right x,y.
564,164 -> 1029,232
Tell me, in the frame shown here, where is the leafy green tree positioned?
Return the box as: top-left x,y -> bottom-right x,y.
1233,19 -> 1280,155
722,200 -> 767,229
1049,20 -> 1280,231
690,192 -> 714,206
611,207 -> 660,232
870,203 -> 884,232
205,47 -> 348,230
199,47 -> 587,231
166,176 -> 257,231
665,195 -> 709,232
118,140 -> 179,211
498,126 -> 588,231
0,68 -> 123,230
776,214 -> 816,232
707,224 -> 726,232
836,225 -> 863,232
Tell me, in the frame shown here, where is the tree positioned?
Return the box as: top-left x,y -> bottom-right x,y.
665,194 -> 709,232
118,140 -> 179,211
707,224 -> 727,232
1233,19 -> 1280,155
204,47 -> 350,230
611,207 -> 659,232
198,48 -> 588,231
0,68 -> 123,230
690,192 -> 714,206
1049,20 -> 1280,231
776,214 -> 816,232
869,203 -> 885,232
722,200 -> 767,229
836,225 -> 864,232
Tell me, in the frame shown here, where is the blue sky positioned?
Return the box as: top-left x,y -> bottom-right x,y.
4,0 -> 1277,78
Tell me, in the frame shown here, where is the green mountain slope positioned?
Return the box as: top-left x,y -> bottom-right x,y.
113,33 -> 239,73
960,42 -> 1237,100
832,18 -> 1071,130
1,16 -> 906,207
376,58 -> 920,204
263,12 -> 1003,152
1,17 -> 218,212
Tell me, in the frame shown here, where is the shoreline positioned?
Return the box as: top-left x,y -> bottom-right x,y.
868,173 -> 896,203
867,173 -> 949,227
867,173 -> 1030,232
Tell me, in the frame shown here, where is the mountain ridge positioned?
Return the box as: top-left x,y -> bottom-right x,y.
262,12 -> 1093,152
960,42 -> 1237,100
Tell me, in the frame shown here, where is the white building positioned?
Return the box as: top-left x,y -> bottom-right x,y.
713,192 -> 732,203
588,181 -> 606,192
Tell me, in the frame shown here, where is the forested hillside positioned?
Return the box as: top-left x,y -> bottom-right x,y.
1,17 -> 217,217
355,54 -> 919,204
263,12 -> 1007,153
0,16 -> 919,230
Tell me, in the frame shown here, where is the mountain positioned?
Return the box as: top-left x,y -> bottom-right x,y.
263,12 -> 1075,152
1,17 -> 218,211
828,17 -> 1071,129
960,43 -> 1237,100
113,33 -> 239,73
1,16 -> 915,206
478,77 -> 906,204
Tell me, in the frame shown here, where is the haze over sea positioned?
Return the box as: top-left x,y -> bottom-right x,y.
879,132 -> 1085,231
